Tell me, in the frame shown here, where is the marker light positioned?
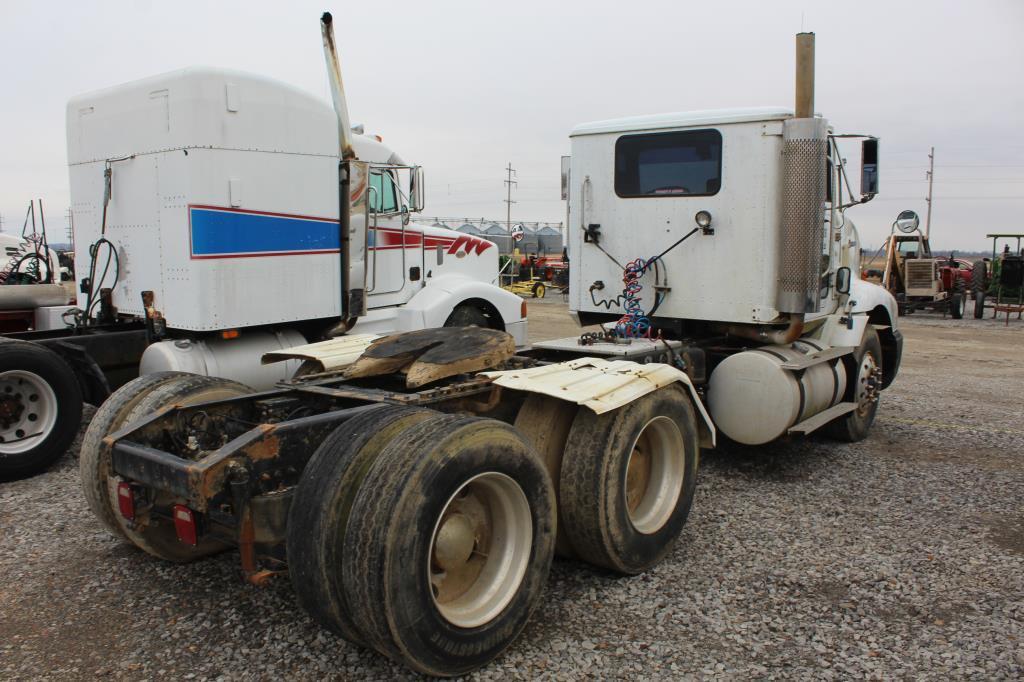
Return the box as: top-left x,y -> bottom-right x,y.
695,211 -> 712,229
172,504 -> 199,546
116,482 -> 135,521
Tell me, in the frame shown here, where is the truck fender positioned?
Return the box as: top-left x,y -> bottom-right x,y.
814,280 -> 901,390
42,339 -> 111,406
394,274 -> 525,331
849,278 -> 900,329
848,279 -> 901,388
484,357 -> 715,448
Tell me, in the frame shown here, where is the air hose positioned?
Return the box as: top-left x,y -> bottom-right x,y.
589,227 -> 700,338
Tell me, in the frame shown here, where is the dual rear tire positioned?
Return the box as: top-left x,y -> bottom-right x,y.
515,386 -> 700,574
289,407 -> 555,677
288,384 -> 700,675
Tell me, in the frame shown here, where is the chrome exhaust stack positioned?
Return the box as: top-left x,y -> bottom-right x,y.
321,12 -> 369,330
777,32 -> 829,317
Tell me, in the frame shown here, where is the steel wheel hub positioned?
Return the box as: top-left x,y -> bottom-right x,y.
0,370 -> 58,455
855,352 -> 882,416
624,416 -> 686,535
428,472 -> 532,628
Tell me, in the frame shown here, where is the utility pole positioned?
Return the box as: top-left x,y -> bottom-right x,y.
503,162 -> 517,235
925,146 -> 935,239
65,208 -> 75,249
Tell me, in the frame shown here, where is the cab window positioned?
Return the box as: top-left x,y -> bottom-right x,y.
615,129 -> 722,197
369,171 -> 398,213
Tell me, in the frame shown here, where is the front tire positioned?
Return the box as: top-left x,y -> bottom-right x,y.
341,414 -> 555,676
0,340 -> 82,480
950,292 -> 965,319
974,290 -> 986,319
444,304 -> 490,329
824,328 -> 883,442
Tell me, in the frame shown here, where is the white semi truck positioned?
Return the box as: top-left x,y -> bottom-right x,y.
76,18 -> 901,677
0,43 -> 525,479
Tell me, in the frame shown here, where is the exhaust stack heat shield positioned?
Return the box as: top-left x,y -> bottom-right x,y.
777,116 -> 828,314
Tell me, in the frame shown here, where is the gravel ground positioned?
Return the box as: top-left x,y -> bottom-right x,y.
2,301 -> 1022,680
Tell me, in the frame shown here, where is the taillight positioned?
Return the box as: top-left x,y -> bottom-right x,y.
172,504 -> 199,546
520,300 -> 528,319
116,482 -> 135,521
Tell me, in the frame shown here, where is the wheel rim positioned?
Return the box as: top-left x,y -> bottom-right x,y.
0,370 -> 58,455
855,351 -> 882,416
624,416 -> 686,534
428,472 -> 533,628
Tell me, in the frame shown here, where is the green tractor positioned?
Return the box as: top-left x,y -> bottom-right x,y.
972,233 -> 1024,321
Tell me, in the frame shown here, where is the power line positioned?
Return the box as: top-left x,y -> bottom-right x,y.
872,196 -> 1024,201
887,163 -> 1024,169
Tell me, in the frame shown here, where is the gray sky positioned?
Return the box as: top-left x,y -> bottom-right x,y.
1,0 -> 1021,251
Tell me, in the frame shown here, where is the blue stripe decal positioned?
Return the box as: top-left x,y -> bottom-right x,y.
189,207 -> 340,257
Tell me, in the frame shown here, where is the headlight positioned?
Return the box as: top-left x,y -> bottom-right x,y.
695,210 -> 712,229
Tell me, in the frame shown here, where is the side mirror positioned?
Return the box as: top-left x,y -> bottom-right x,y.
895,209 -> 920,234
861,138 -> 879,197
836,266 -> 852,295
409,166 -> 425,212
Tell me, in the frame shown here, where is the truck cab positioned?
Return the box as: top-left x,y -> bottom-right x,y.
561,88 -> 903,446
64,67 -> 525,388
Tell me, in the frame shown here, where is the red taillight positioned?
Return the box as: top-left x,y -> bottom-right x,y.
520,300 -> 528,319
172,504 -> 199,546
116,482 -> 135,521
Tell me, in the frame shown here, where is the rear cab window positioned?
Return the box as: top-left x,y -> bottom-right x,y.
614,129 -> 723,198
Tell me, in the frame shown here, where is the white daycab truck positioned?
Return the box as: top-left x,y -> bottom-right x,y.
560,34 -> 902,447
81,23 -> 901,677
0,35 -> 523,479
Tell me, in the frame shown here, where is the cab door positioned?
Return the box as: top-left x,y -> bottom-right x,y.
366,169 -> 419,307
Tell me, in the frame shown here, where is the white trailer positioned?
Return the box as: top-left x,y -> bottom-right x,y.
77,20 -> 903,677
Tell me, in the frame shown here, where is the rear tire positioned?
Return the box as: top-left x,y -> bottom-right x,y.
288,404 -> 432,644
513,394 -> 578,557
341,415 -> 555,676
823,328 -> 883,442
0,339 -> 83,480
80,373 -> 251,562
532,282 -> 546,299
80,371 -> 192,538
559,385 -> 699,575
972,260 -> 987,296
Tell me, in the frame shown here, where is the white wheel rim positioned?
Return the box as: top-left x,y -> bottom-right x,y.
625,416 -> 686,534
428,472 -> 533,628
0,370 -> 58,455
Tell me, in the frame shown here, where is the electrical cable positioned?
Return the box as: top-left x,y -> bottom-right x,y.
81,161 -> 127,323
588,226 -> 700,338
